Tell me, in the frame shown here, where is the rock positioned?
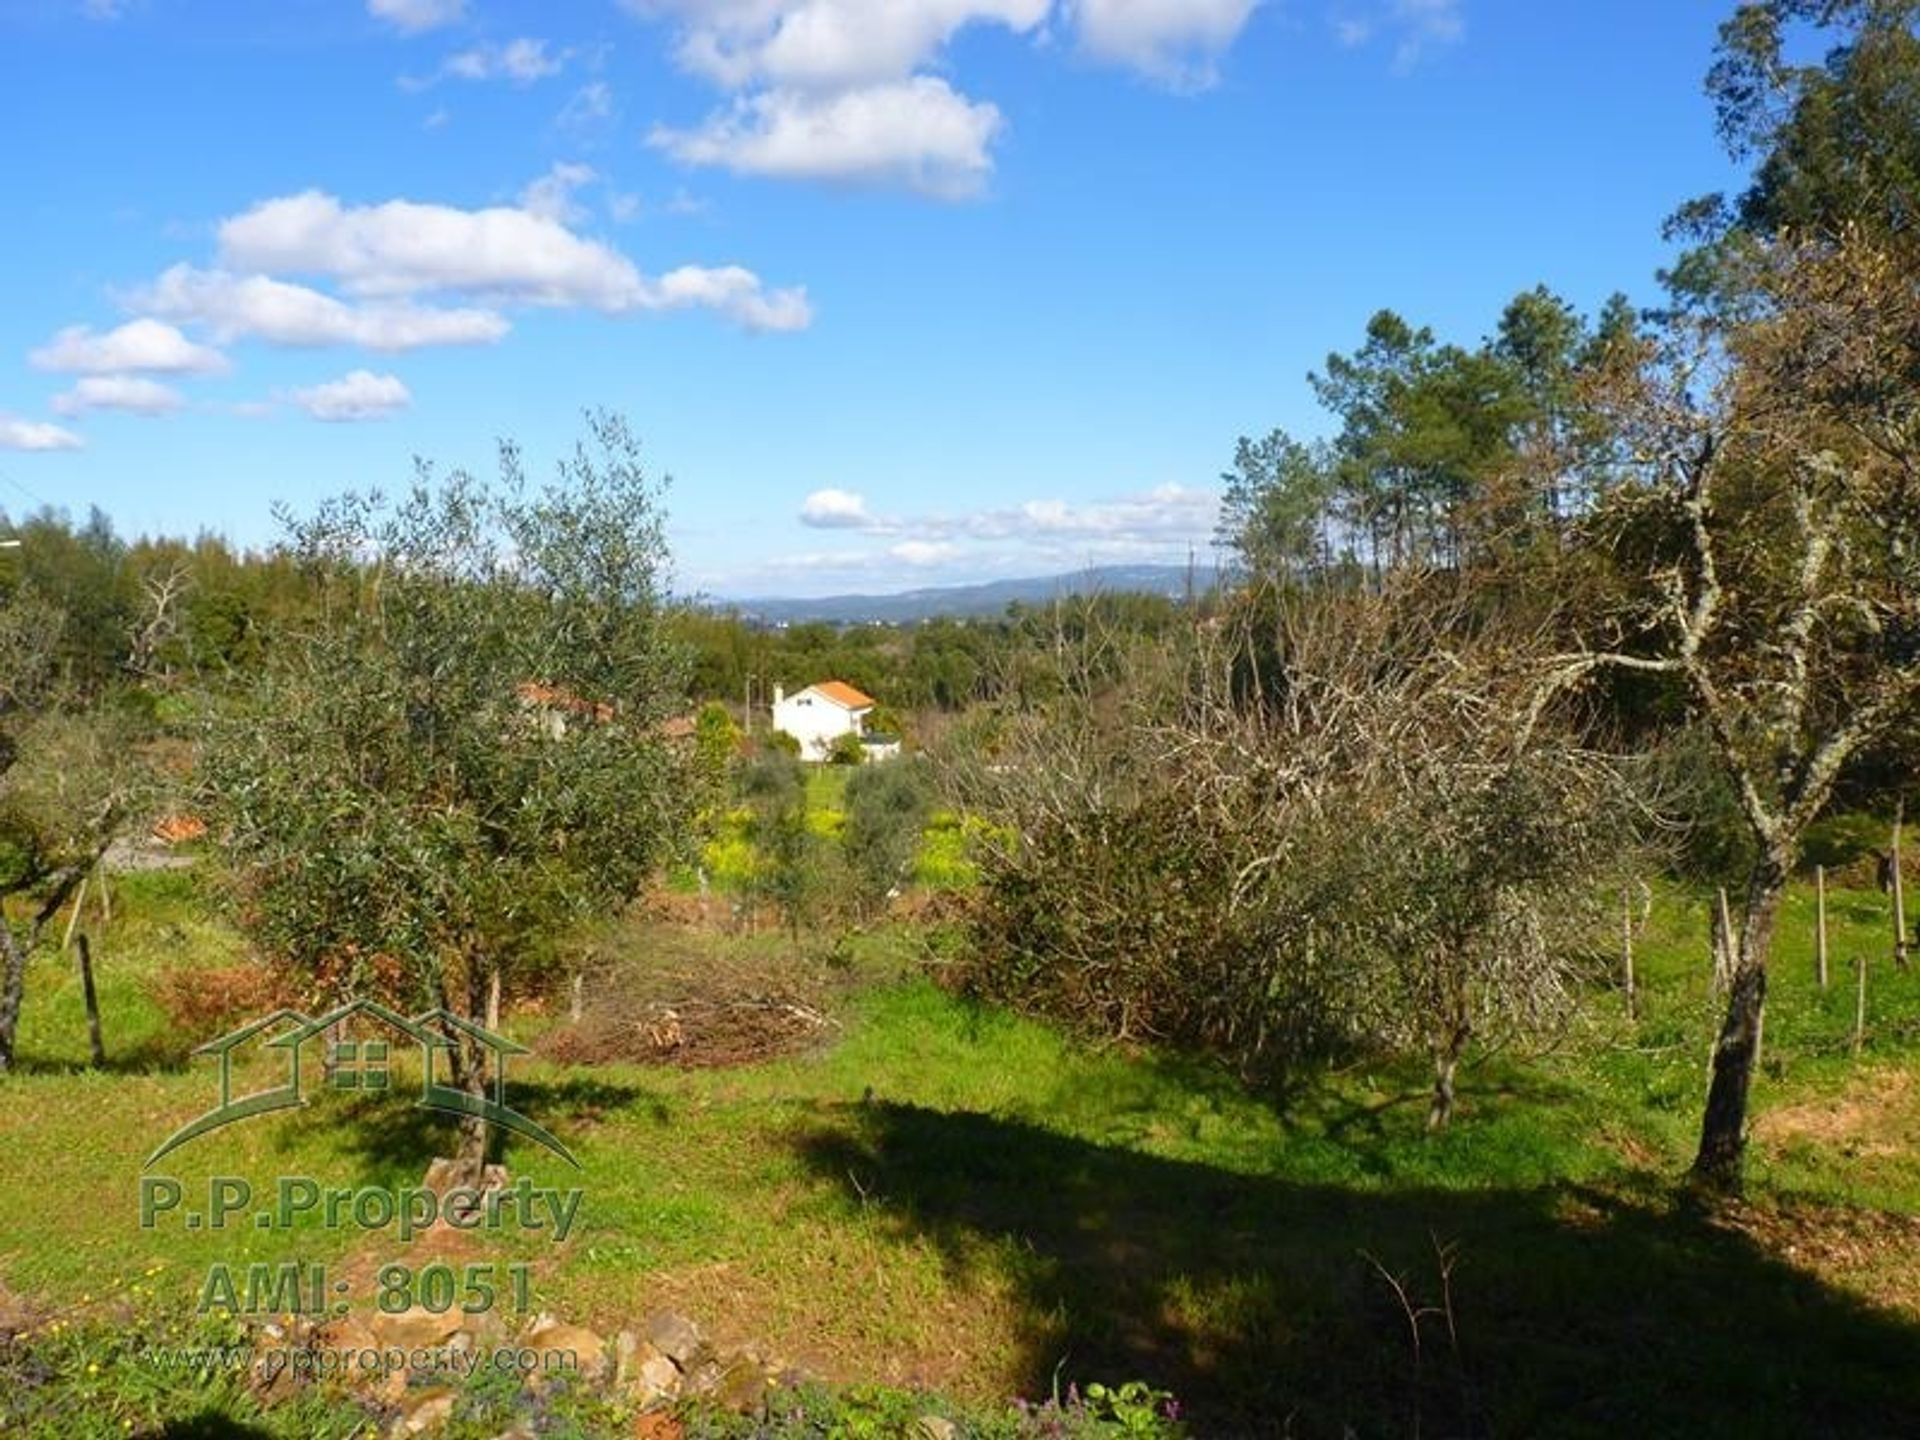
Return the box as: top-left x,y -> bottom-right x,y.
632,1415 -> 684,1440
916,1418 -> 959,1440
523,1313 -> 607,1386
421,1159 -> 509,1224
710,1354 -> 772,1413
679,1358 -> 726,1397
626,1352 -> 682,1403
319,1313 -> 381,1356
389,1385 -> 457,1436
644,1311 -> 710,1370
370,1305 -> 465,1350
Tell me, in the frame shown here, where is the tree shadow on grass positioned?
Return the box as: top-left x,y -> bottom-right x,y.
796,1101 -> 1920,1438
267,1074 -> 671,1187
154,1415 -> 277,1439
9,1045 -> 194,1077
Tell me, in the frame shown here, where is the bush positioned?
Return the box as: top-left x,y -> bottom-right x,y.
842,758 -> 933,916
145,963 -> 298,1043
827,730 -> 867,766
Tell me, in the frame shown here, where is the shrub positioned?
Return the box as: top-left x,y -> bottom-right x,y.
842,758 -> 933,916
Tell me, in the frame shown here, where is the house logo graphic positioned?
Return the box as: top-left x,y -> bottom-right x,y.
144,998 -> 578,1169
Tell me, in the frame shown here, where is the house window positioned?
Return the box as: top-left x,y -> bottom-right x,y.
330,1039 -> 390,1091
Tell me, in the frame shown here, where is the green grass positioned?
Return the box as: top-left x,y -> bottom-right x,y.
3,867 -> 1920,1434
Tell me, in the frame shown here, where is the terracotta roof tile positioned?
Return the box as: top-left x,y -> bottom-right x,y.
810,680 -> 875,710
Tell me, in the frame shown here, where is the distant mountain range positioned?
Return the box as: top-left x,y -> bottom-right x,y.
724,563 -> 1211,625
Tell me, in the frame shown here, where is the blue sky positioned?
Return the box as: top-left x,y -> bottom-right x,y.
1,0 -> 1740,596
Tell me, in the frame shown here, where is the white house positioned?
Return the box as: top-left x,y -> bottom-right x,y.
772,680 -> 891,762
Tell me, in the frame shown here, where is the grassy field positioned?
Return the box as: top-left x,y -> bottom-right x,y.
2,864 -> 1919,1435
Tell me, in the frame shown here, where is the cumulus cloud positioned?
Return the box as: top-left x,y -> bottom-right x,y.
650,265 -> 814,330
799,487 -> 873,527
51,375 -> 185,417
441,37 -> 566,84
0,416 -> 84,451
793,482 -> 1215,544
889,539 -> 961,565
1067,0 -> 1260,86
217,190 -> 646,307
647,0 -> 1051,90
136,265 -> 512,350
653,77 -> 1002,198
519,163 -> 598,224
30,318 -> 229,375
206,190 -> 810,331
635,0 -> 1264,195
288,370 -> 413,422
369,0 -> 465,34
640,1 -> 1047,198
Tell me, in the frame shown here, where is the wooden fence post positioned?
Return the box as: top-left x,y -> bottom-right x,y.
1622,887 -> 1637,1020
76,933 -> 105,1068
1815,864 -> 1829,989
1853,953 -> 1868,1059
1893,801 -> 1909,971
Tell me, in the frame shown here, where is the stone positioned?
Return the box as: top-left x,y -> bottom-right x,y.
370,1305 -> 465,1350
523,1314 -> 607,1387
420,1159 -> 510,1225
522,1320 -> 602,1374
643,1310 -> 709,1370
916,1418 -> 959,1440
710,1354 -> 772,1413
627,1352 -> 682,1403
389,1386 -> 457,1436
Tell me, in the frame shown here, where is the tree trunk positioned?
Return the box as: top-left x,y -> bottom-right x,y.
1427,1021 -> 1471,1131
0,862 -> 96,1074
454,960 -> 493,1186
1691,852 -> 1791,1193
0,919 -> 28,1074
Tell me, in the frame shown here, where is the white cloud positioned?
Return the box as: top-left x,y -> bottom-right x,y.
80,0 -> 125,19
889,539 -> 961,565
557,80 -> 617,131
219,190 -> 650,307
1067,0 -> 1260,86
519,163 -> 598,224
1334,0 -> 1462,71
136,265 -> 511,350
609,191 -> 644,223
208,190 -> 811,332
0,416 -> 83,451
1388,0 -> 1462,71
30,318 -> 229,375
443,37 -> 566,84
51,375 -> 184,417
800,487 -> 872,527
369,0 -> 465,35
647,0 -> 1051,90
653,77 -> 1002,198
651,265 -> 814,330
288,370 -> 413,422
791,482 -> 1216,545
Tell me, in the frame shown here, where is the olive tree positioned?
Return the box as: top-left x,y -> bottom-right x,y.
1549,231 -> 1920,1190
201,414 -> 689,1174
0,589 -> 153,1072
